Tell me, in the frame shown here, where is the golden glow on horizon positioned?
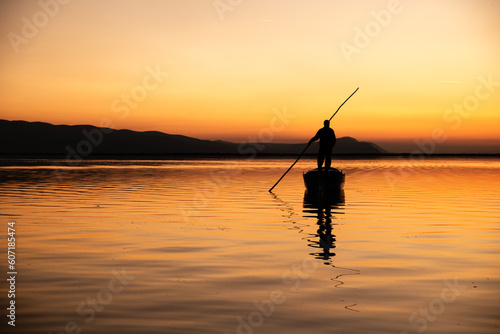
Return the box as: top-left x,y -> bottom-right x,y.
0,0 -> 499,151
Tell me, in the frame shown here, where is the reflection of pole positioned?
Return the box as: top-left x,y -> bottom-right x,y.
268,87 -> 359,193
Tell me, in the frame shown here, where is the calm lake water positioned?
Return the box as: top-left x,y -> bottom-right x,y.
0,158 -> 499,334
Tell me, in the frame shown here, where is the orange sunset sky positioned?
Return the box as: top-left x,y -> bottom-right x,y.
1,0 -> 499,153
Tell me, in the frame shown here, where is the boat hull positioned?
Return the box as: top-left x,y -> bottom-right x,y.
303,168 -> 345,195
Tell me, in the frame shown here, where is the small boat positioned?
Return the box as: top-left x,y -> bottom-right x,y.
303,168 -> 345,195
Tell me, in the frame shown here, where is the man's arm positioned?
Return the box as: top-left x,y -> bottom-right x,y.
308,130 -> 320,145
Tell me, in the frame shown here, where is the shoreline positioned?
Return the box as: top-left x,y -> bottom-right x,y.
0,153 -> 499,166
0,153 -> 499,158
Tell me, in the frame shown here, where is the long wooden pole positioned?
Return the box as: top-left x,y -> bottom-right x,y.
268,87 -> 359,193
329,87 -> 359,121
268,143 -> 311,193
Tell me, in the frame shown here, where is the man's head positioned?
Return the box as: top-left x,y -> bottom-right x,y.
323,120 -> 330,127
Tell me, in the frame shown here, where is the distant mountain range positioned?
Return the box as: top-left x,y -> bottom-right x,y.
0,119 -> 387,156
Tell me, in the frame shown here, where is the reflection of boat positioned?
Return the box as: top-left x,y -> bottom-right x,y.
304,188 -> 345,209
303,191 -> 344,263
303,168 -> 345,197
303,190 -> 359,288
271,190 -> 359,286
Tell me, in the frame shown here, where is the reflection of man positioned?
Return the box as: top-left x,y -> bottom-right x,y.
308,120 -> 336,171
318,207 -> 334,262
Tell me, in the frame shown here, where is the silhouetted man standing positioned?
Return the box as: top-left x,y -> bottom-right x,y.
308,120 -> 336,171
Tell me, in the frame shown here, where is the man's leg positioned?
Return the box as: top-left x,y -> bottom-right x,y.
325,153 -> 331,172
317,153 -> 325,171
